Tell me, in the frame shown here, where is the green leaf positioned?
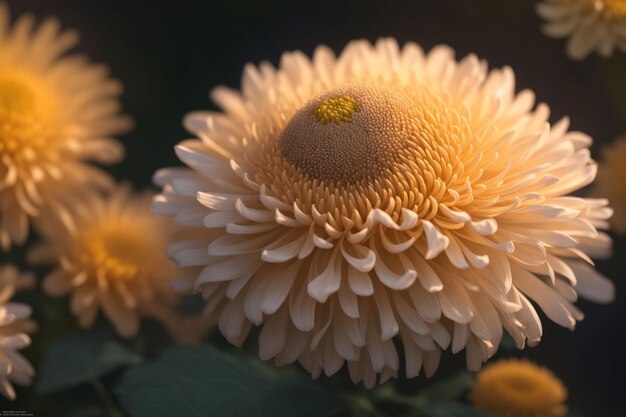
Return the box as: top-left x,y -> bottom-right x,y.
416,371 -> 474,402
114,345 -> 338,417
499,333 -> 517,351
420,400 -> 495,417
36,327 -> 143,395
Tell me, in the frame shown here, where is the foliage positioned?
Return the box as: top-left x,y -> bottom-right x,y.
115,346 -> 338,417
36,327 -> 143,395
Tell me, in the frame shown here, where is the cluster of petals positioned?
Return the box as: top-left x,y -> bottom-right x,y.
31,186 -> 190,340
537,0 -> 626,59
0,265 -> 36,401
154,38 -> 614,386
0,3 -> 130,249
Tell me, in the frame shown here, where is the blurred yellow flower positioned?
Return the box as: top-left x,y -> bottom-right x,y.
0,3 -> 131,250
589,135 -> 626,234
537,0 -> 626,59
30,186 -> 184,339
0,265 -> 37,401
154,38 -> 614,387
469,358 -> 567,417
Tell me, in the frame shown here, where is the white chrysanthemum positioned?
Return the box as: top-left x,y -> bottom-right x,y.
0,265 -> 36,401
589,135 -> 626,233
537,0 -> 626,59
30,186 -> 192,340
153,38 -> 615,387
0,3 -> 131,249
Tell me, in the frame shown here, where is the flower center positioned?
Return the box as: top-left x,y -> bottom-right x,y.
82,225 -> 153,281
0,72 -> 55,155
0,77 -> 37,110
278,84 -> 419,183
504,376 -> 535,393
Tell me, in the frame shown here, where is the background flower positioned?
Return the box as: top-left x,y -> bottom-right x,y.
537,0 -> 626,59
0,2 -> 131,250
0,265 -> 36,401
30,185 -> 186,339
154,38 -> 614,387
469,358 -> 568,417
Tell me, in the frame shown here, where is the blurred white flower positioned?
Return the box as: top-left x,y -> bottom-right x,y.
0,265 -> 36,401
537,0 -> 626,59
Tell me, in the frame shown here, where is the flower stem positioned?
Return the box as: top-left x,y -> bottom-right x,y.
91,379 -> 125,417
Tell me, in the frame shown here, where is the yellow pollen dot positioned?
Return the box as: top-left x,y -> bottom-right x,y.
314,96 -> 358,125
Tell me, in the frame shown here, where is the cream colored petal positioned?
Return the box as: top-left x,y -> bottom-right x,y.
569,261 -> 615,303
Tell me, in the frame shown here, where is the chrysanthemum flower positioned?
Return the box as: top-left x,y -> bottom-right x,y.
589,135 -> 626,234
0,3 -> 131,249
469,358 -> 567,417
153,38 -> 614,387
537,0 -> 626,59
0,265 -> 36,401
30,186 -> 186,339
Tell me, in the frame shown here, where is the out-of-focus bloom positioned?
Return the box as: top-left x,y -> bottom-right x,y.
0,3 -> 131,250
30,186 -> 186,339
153,38 -> 614,387
590,136 -> 626,234
0,265 -> 36,401
469,358 -> 567,417
537,0 -> 626,59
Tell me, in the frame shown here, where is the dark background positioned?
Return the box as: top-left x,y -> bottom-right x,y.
5,0 -> 626,416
